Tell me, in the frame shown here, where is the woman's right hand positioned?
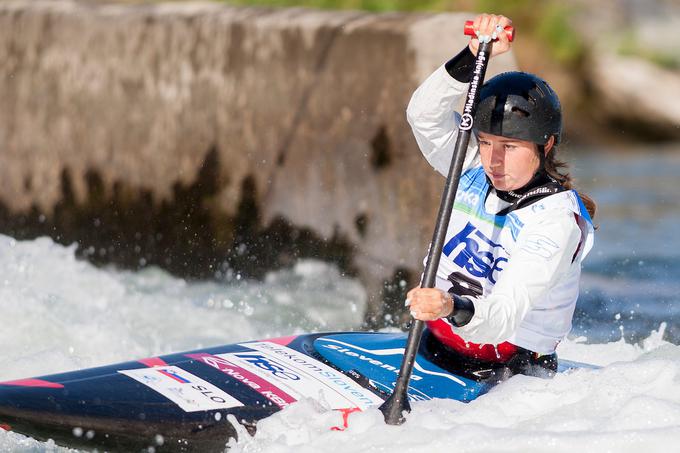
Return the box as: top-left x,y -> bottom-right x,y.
468,13 -> 513,58
405,286 -> 453,322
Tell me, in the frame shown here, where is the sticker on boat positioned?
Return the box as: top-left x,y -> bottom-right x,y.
187,353 -> 297,408
225,341 -> 383,410
119,366 -> 243,412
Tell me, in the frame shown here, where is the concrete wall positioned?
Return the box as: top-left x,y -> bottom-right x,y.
0,0 -> 516,324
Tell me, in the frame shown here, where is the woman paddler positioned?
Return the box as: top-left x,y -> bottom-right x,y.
405,14 -> 596,378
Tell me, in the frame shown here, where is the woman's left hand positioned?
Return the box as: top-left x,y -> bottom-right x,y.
405,287 -> 453,321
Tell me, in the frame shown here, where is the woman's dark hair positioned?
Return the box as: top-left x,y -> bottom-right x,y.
544,147 -> 597,219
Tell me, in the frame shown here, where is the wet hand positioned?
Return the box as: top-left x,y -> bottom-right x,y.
468,13 -> 513,58
405,287 -> 453,321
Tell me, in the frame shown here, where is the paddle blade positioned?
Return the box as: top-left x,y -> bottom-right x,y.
379,390 -> 411,425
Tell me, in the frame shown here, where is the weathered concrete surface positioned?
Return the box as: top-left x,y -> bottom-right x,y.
0,0 -> 516,323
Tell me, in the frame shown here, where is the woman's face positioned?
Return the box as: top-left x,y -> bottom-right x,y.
477,131 -> 546,191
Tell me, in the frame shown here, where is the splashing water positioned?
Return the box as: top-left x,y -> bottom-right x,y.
230,324 -> 680,453
0,235 -> 366,382
1,150 -> 680,453
0,235 -> 678,452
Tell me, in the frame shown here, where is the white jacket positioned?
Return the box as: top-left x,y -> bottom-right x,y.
407,65 -> 594,354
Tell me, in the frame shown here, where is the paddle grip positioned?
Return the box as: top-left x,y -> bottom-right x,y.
464,20 -> 515,42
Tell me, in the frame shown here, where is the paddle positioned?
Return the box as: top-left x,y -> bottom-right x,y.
380,21 -> 514,425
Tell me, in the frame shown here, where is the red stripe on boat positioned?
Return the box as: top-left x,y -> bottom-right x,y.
0,424 -> 11,431
265,335 -> 298,346
0,379 -> 64,389
188,353 -> 297,408
138,357 -> 168,368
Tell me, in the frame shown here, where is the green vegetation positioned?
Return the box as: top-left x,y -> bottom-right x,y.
534,3 -> 584,65
618,31 -> 680,70
223,0 -> 453,12
224,0 -> 586,66
475,0 -> 585,66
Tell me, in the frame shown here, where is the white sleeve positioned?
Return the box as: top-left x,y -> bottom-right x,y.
406,64 -> 480,177
451,208 -> 582,344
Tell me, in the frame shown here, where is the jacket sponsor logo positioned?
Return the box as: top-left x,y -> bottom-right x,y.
443,222 -> 508,284
456,189 -> 480,207
520,233 -> 559,259
119,366 -> 242,412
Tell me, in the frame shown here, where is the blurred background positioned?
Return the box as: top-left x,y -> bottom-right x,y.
0,0 -> 678,354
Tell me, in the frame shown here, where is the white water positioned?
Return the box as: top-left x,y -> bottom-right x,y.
1,235 -> 679,452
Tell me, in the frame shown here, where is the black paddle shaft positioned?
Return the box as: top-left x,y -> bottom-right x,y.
380,39 -> 494,425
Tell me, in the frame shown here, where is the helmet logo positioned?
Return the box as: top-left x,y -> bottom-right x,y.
460,113 -> 474,131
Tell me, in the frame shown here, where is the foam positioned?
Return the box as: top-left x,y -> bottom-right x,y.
0,235 -> 677,452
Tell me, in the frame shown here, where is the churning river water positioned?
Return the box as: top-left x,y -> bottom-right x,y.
0,147 -> 679,452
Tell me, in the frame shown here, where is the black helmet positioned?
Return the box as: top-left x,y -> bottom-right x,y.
474,72 -> 562,145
